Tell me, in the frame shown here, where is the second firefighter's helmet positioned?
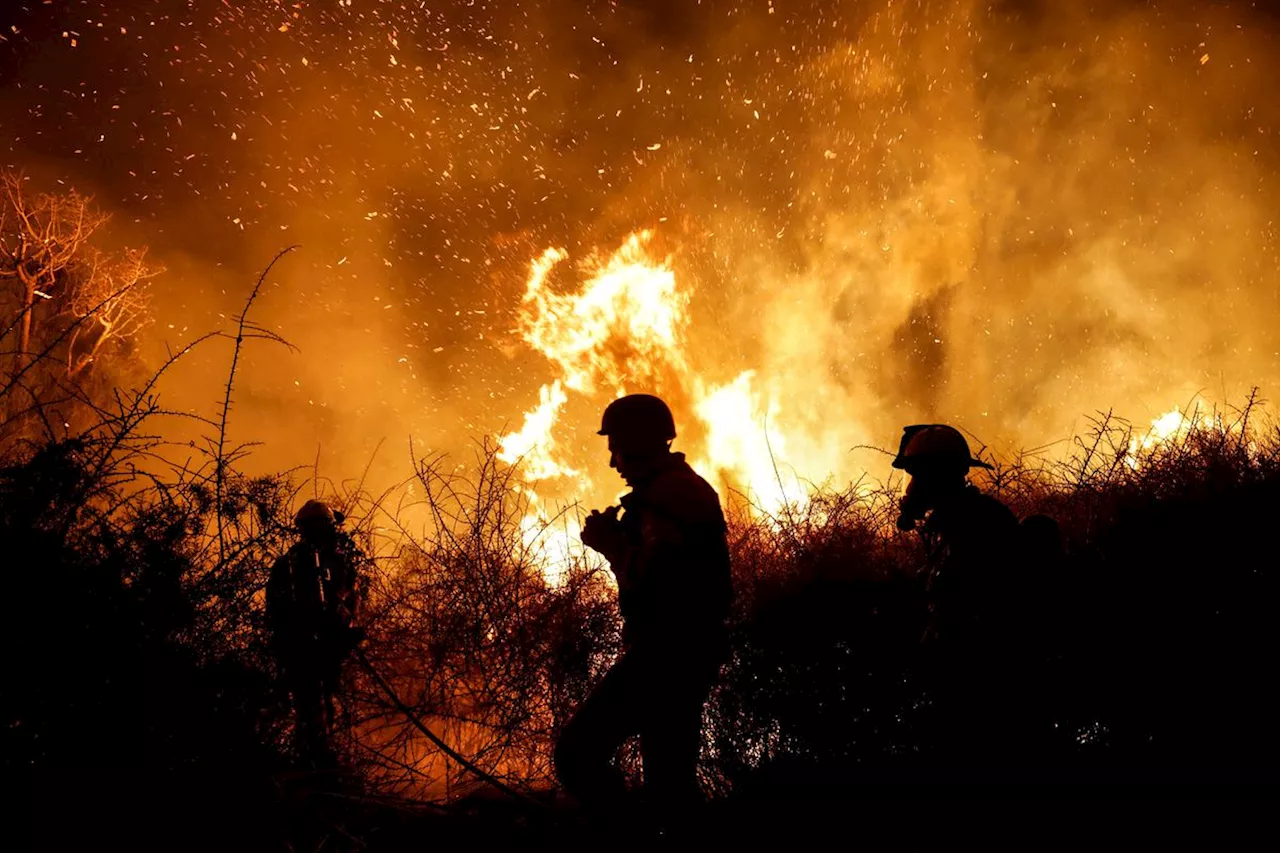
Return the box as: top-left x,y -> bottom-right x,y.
892,424 -> 993,472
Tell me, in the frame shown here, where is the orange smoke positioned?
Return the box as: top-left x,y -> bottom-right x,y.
60,0 -> 1275,553
489,1 -> 1280,557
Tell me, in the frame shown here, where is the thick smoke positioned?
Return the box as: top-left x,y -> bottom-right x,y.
1,0 -> 1277,498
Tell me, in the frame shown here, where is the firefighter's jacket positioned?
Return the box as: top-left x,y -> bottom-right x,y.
610,452 -> 733,652
921,483 -> 1022,651
266,533 -> 361,656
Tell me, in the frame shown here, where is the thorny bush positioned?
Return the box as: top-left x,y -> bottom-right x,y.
5,345 -> 1278,824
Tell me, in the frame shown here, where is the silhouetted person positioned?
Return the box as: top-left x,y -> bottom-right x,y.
266,500 -> 365,766
555,394 -> 732,827
893,424 -> 1034,775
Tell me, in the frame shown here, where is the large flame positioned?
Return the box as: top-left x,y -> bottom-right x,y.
503,226 -> 1265,584
499,231 -> 821,580
690,370 -> 809,514
516,234 -> 690,395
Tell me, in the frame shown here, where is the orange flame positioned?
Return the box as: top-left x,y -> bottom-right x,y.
690,370 -> 809,515
500,231 -> 824,582
1126,404 -> 1242,468
517,232 -> 690,396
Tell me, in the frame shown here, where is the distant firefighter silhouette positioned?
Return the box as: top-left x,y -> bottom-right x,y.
266,499 -> 365,765
556,394 -> 733,822
893,424 -> 1036,772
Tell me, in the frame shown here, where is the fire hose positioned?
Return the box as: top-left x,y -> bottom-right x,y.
351,646 -> 545,808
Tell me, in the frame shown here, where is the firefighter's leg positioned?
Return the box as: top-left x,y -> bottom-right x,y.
637,651 -> 717,816
289,666 -> 328,764
554,651 -> 645,812
320,648 -> 341,735
311,641 -> 348,768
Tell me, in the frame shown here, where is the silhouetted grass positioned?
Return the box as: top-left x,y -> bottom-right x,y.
5,352 -> 1277,848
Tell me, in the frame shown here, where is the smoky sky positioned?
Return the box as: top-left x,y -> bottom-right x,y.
2,0 -> 1279,495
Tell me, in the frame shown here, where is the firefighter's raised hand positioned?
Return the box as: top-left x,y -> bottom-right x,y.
581,505 -> 625,562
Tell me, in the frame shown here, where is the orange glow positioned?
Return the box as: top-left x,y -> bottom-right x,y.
500,232 -> 829,580
56,0 -> 1270,544
1126,404 -> 1243,467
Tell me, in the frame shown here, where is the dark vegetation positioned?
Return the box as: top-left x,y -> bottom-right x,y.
4,178 -> 1277,849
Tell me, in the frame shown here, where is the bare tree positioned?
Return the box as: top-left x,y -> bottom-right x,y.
0,170 -> 157,441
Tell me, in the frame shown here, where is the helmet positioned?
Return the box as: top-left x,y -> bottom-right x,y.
892,424 -> 993,472
597,393 -> 677,443
294,499 -> 336,527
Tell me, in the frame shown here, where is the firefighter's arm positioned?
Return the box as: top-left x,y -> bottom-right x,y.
334,537 -> 364,623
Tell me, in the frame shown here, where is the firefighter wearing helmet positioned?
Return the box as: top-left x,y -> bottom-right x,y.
893,424 -> 996,529
893,424 -> 1033,773
265,499 -> 366,766
555,393 -> 732,824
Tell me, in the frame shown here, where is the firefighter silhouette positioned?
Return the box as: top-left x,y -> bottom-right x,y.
893,424 -> 1042,772
266,499 -> 365,765
555,394 -> 733,824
